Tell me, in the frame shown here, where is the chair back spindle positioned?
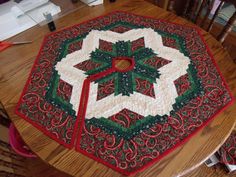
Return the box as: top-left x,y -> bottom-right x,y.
217,11 -> 236,43
207,1 -> 224,31
195,0 -> 208,23
200,0 -> 216,28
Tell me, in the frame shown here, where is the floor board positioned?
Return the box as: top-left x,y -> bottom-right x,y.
184,164 -> 235,177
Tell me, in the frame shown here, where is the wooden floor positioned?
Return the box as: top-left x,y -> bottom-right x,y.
24,157 -> 235,177
184,164 -> 235,177
25,158 -> 71,177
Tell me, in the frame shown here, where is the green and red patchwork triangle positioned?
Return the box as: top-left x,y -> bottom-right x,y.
15,11 -> 234,176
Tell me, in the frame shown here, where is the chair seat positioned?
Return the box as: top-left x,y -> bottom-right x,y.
9,123 -> 37,158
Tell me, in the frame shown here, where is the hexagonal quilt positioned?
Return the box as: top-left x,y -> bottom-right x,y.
16,11 -> 234,175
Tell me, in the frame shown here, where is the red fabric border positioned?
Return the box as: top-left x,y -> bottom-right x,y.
14,36 -> 74,148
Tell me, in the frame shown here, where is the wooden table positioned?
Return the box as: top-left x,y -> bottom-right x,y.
1,0 -> 236,176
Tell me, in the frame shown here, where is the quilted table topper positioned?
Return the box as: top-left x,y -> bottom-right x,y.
16,11 -> 234,175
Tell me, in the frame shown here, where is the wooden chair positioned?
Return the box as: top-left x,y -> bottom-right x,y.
0,102 -> 71,177
0,101 -> 11,128
168,0 -> 236,44
0,118 -> 28,176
